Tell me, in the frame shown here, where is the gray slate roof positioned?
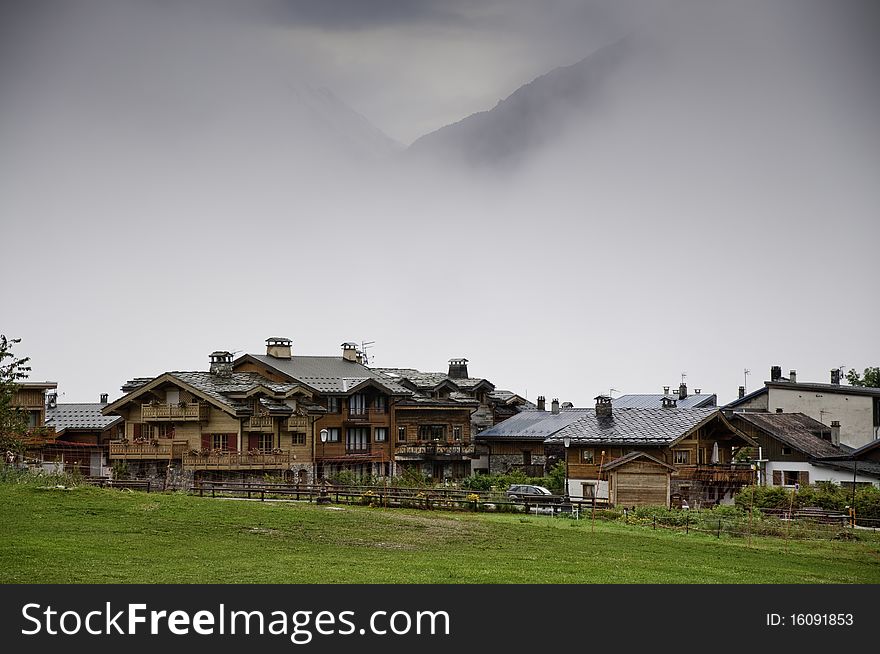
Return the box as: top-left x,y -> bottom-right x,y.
732,412 -> 846,459
246,355 -> 411,395
549,408 -> 718,445
45,403 -> 123,432
613,393 -> 717,409
477,408 -> 593,441
167,372 -> 300,414
372,368 -> 494,392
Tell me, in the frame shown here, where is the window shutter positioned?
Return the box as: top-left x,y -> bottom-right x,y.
201,434 -> 210,450
798,471 -> 809,486
248,434 -> 259,451
227,433 -> 237,451
772,470 -> 782,486
134,423 -> 143,439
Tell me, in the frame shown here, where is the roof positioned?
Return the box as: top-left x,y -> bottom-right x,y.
613,393 -> 717,409
476,408 -> 593,441
603,451 -> 677,472
45,403 -> 122,433
731,412 -> 847,459
726,381 -> 880,408
372,367 -> 495,393
17,381 -> 58,390
549,408 -> 723,446
242,355 -> 411,395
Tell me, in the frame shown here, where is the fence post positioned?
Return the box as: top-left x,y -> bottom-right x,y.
146,480 -> 151,493
261,489 -> 265,502
717,519 -> 722,538
686,513 -> 689,535
653,515 -> 656,530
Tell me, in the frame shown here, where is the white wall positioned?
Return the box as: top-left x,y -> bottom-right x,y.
767,387 -> 877,449
567,478 -> 608,501
764,460 -> 879,488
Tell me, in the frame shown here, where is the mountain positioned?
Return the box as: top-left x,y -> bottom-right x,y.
406,39 -> 631,168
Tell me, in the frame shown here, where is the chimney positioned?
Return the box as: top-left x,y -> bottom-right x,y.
209,351 -> 233,378
341,343 -> 358,363
776,408 -> 783,413
266,337 -> 292,359
830,420 -> 841,447
561,402 -> 574,409
448,358 -> 469,379
738,386 -> 745,399
47,392 -> 58,409
831,368 -> 841,385
661,396 -> 677,409
789,370 -> 797,384
551,398 -> 560,415
100,393 -> 109,404
595,395 -> 612,418
678,383 -> 688,400
695,388 -> 701,395
771,366 -> 782,382
663,386 -> 670,395
537,396 -> 546,411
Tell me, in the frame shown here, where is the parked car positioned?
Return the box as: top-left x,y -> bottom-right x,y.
505,484 -> 558,502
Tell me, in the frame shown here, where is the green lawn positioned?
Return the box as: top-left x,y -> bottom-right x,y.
2,483 -> 879,583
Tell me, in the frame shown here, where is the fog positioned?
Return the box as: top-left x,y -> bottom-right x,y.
2,0 -> 878,406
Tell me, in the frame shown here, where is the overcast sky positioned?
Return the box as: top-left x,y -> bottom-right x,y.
3,0 -> 879,407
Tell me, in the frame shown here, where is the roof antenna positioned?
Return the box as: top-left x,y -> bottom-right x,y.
360,341 -> 375,365
743,368 -> 750,392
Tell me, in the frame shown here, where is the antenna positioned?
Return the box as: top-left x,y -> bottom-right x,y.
819,409 -> 833,425
360,341 -> 375,365
609,388 -> 619,398
744,368 -> 750,391
680,372 -> 687,384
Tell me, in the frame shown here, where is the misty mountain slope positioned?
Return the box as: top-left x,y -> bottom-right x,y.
406,39 -> 631,168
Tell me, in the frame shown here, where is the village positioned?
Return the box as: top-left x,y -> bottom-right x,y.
10,336 -> 880,514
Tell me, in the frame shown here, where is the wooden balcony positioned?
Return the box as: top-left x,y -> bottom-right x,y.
243,415 -> 274,431
182,450 -> 293,470
344,408 -> 388,423
674,464 -> 756,484
395,442 -> 475,461
110,439 -> 179,460
141,402 -> 208,422
287,416 -> 309,431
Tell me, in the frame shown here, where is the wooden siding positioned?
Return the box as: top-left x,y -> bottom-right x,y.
611,461 -> 670,507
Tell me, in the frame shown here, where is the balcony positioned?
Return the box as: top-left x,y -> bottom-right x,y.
395,442 -> 475,461
243,415 -> 274,431
316,443 -> 387,462
141,402 -> 208,422
109,439 -> 179,460
287,416 -> 309,431
182,450 -> 293,470
344,407 -> 388,423
674,464 -> 756,485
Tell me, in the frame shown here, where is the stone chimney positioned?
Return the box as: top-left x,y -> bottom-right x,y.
661,396 -> 677,409
678,383 -> 688,400
47,392 -> 58,409
448,358 -> 469,379
551,398 -> 560,415
831,368 -> 841,385
771,366 -> 782,382
341,343 -> 358,363
266,337 -> 292,359
595,395 -> 612,418
100,393 -> 109,404
830,421 -> 841,447
789,370 -> 797,384
738,386 -> 745,399
663,386 -> 670,395
209,351 -> 233,378
536,396 -> 546,411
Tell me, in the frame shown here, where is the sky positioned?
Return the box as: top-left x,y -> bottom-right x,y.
2,0 -> 879,407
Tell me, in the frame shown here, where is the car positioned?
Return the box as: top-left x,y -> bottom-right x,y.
505,484 -> 557,502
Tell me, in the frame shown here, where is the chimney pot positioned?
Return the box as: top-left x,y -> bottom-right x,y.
663,386 -> 670,395
47,392 -> 58,409
266,337 -> 292,359
738,386 -> 745,399
551,398 -> 560,415
776,408 -> 783,413
771,366 -> 782,382
678,383 -> 688,400
100,393 -> 109,404
661,396 -> 677,409
537,396 -> 546,411
830,420 -> 841,447
341,343 -> 358,363
448,358 -> 469,379
595,395 -> 612,418
789,370 -> 797,384
831,368 -> 841,385
209,351 -> 233,378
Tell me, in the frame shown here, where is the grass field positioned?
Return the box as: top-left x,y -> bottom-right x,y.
2,482 -> 879,583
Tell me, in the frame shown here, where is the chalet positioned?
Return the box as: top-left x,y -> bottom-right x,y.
103,351 -> 322,487
11,381 -> 57,432
728,412 -> 880,488
474,397 -> 590,475
725,366 -> 880,449
612,383 -> 717,409
547,395 -> 757,508
34,393 -> 123,476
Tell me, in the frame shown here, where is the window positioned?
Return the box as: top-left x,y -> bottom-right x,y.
346,427 -> 369,452
418,425 -> 447,441
375,396 -> 387,413
582,482 -> 596,499
291,432 -> 306,446
349,394 -> 367,415
258,433 -> 273,452
522,451 -> 531,465
397,426 -> 407,442
673,450 -> 690,465
581,449 -> 595,464
374,427 -> 388,442
784,470 -> 799,486
452,426 -> 462,441
212,434 -> 229,451
133,423 -> 152,439
327,397 -> 341,413
156,423 -> 175,439
781,446 -> 792,455
326,427 -> 340,443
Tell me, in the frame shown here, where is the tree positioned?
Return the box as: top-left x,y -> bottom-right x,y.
0,335 -> 32,455
846,367 -> 880,388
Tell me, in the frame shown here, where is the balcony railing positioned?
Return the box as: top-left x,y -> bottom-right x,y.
395,443 -> 475,460
287,416 -> 309,431
141,402 -> 207,422
182,450 -> 293,470
109,439 -> 176,459
243,415 -> 274,431
675,464 -> 756,484
345,407 -> 388,422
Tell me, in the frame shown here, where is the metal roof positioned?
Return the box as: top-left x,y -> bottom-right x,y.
548,408 -> 719,445
613,393 -> 717,409
731,412 -> 847,459
45,403 -> 122,432
245,355 -> 411,395
476,408 -> 593,441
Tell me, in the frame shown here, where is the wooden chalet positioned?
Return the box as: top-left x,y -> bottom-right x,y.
547,395 -> 758,508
